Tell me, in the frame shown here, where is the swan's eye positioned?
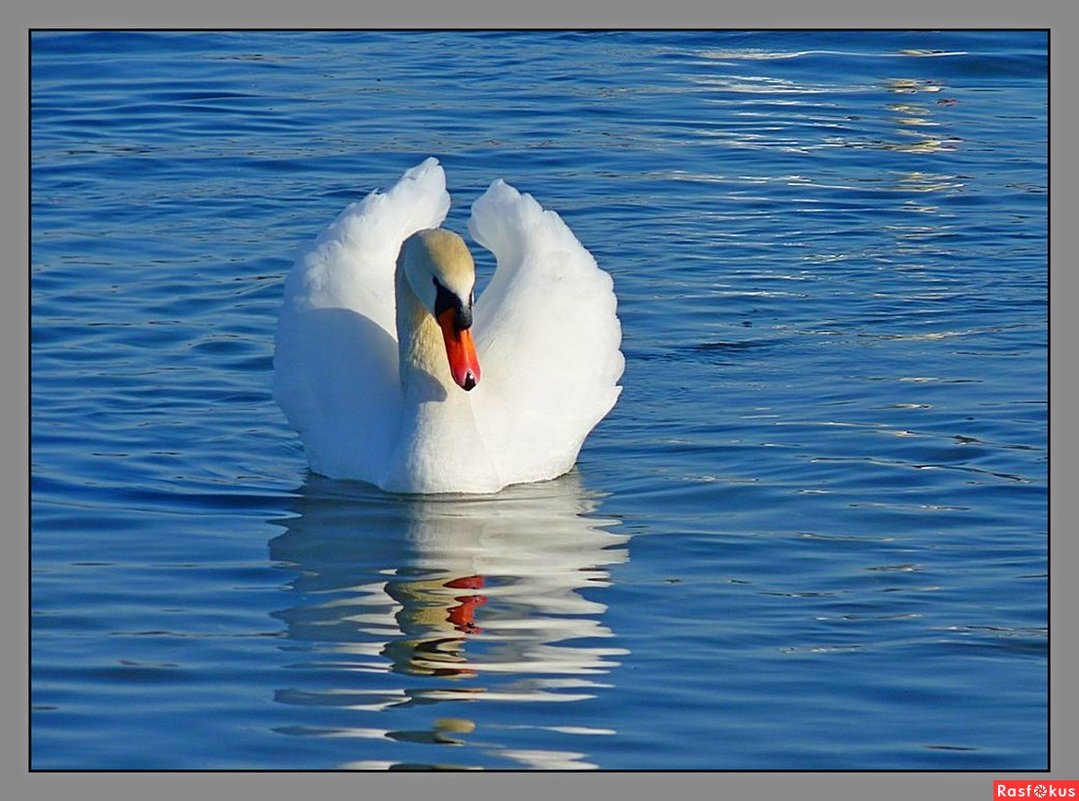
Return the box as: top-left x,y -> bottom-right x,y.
433,278 -> 472,329
433,278 -> 457,317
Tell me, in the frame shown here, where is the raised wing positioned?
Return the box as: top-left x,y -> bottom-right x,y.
273,158 -> 450,480
468,180 -> 624,485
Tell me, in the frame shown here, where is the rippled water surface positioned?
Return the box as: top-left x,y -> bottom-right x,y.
31,30 -> 1047,770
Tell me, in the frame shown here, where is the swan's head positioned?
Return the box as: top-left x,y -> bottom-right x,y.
398,228 -> 482,391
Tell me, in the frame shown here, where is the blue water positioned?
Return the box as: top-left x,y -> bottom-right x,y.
31,30 -> 1047,770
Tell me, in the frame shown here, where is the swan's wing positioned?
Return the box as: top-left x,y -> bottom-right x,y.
279,157 -> 450,332
468,180 -> 624,484
273,158 -> 450,481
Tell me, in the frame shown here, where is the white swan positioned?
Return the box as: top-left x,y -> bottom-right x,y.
273,158 -> 623,494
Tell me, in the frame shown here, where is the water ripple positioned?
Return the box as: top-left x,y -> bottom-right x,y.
32,30 -> 1046,771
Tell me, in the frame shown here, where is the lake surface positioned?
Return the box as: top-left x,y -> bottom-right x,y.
30,30 -> 1047,770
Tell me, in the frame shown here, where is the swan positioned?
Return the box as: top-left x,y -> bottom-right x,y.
273,158 -> 623,494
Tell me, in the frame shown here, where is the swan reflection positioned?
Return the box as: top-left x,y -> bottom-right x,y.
269,471 -> 629,769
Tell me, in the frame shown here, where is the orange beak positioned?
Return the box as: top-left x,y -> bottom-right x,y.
437,308 -> 481,391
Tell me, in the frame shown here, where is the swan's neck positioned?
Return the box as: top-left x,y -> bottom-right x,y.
394,265 -> 456,401
388,265 -> 500,493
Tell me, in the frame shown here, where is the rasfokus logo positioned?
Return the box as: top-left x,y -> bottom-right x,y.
994,782 -> 1079,798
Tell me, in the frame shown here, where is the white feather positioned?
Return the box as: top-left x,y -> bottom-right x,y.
273,158 -> 623,493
